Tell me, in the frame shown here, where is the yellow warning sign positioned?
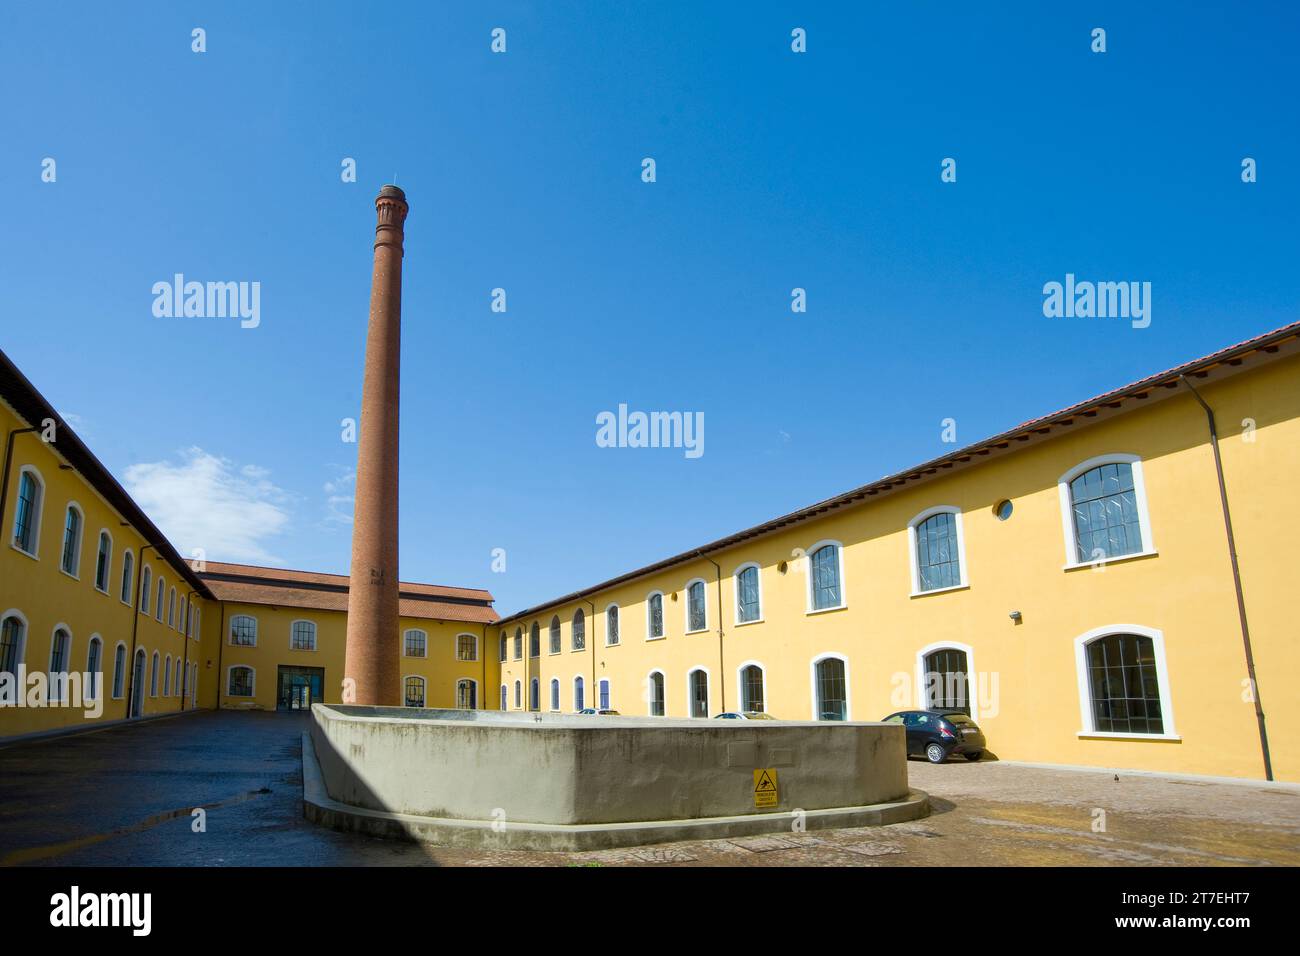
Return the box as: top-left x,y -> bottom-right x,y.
753,768 -> 779,808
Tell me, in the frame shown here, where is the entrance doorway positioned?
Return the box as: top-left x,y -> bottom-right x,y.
276,665 -> 325,711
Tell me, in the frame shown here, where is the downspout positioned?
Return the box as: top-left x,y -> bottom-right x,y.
126,544 -> 156,719
481,622 -> 487,710
584,599 -> 597,708
699,552 -> 725,713
1179,374 -> 1272,781
0,426 -> 39,534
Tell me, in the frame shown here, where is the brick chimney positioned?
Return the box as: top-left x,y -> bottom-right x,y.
343,185 -> 408,706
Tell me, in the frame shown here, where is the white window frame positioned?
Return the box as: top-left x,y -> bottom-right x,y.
404,628 -> 428,659
915,641 -> 979,721
140,565 -> 152,614
1073,624 -> 1179,741
646,668 -> 666,716
550,677 -> 561,712
289,618 -> 318,651
804,540 -> 847,614
598,677 -> 611,710
226,664 -> 255,698
645,591 -> 666,640
732,563 -> 764,626
93,529 -> 113,594
10,465 -> 45,559
683,578 -> 709,634
1,608 -> 30,675
1058,454 -> 1157,570
150,650 -> 160,697
907,506 -> 969,596
530,677 -> 540,711
119,548 -> 135,606
84,634 -> 103,701
111,640 -> 128,699
455,632 -> 478,662
604,603 -> 620,646
404,675 -> 427,708
59,501 -> 85,579
573,675 -> 585,711
549,616 -> 562,655
163,654 -> 172,696
456,677 -> 478,710
809,652 -> 852,720
229,614 -> 258,647
735,659 -> 768,714
686,665 -> 711,718
48,623 -> 73,702
499,684 -> 508,711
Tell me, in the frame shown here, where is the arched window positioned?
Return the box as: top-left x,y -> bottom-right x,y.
572,609 -> 586,651
549,615 -> 561,654
1076,628 -> 1172,736
111,642 -> 127,698
140,566 -> 152,614
813,655 -> 848,720
573,676 -> 585,711
456,633 -> 477,661
404,676 -> 426,708
0,612 -> 27,678
499,684 -> 508,710
648,671 -> 665,716
291,620 -> 317,651
120,550 -> 134,604
740,663 -> 765,713
688,668 -> 709,718
529,622 -> 540,657
647,592 -> 664,639
598,678 -> 611,710
686,580 -> 707,633
163,655 -> 172,695
809,543 -> 843,611
229,615 -> 257,646
228,666 -> 254,697
456,679 -> 477,710
167,588 -> 176,627
513,627 -> 523,660
499,631 -> 508,662
735,565 -> 761,623
83,634 -> 100,702
513,680 -> 522,709
150,651 -> 160,696
60,504 -> 83,576
909,509 -> 966,593
49,626 -> 71,702
404,629 -> 427,658
11,468 -> 43,555
530,677 -> 540,711
130,649 -> 146,716
155,576 -> 165,621
1060,456 -> 1152,565
605,605 -> 620,646
920,646 -> 971,715
179,596 -> 187,633
174,658 -> 182,697
94,531 -> 112,592
550,677 -> 560,711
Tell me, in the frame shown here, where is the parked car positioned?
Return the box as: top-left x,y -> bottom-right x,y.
575,708 -> 621,715
713,711 -> 776,720
881,709 -> 986,763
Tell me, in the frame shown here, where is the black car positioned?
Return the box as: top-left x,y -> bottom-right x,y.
882,709 -> 986,764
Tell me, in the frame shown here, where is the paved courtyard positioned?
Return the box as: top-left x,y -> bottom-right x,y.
1,710 -> 1296,867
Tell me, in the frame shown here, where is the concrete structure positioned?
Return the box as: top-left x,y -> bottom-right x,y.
304,703 -> 927,849
344,185 -> 409,706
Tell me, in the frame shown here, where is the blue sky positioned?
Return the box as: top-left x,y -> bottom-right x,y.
2,2 -> 1296,614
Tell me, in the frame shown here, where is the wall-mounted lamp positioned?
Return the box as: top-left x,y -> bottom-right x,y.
1009,610 -> 1022,623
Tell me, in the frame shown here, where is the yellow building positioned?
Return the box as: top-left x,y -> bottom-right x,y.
495,322 -> 1299,783
3,321 -> 1298,783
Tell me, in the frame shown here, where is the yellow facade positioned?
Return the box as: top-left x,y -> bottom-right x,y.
497,350 -> 1300,782
3,334 -> 1297,783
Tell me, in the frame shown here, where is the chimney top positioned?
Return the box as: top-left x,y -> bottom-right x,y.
378,184 -> 406,201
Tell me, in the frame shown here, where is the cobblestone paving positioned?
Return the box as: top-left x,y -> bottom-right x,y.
1,711 -> 1296,866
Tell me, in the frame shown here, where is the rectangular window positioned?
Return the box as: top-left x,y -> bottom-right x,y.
457,634 -> 476,661
812,546 -> 841,610
687,583 -> 706,632
737,567 -> 760,622
649,595 -> 664,638
405,630 -> 427,658
291,621 -> 316,650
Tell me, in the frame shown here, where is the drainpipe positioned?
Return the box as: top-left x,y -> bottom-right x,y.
0,426 -> 39,539
584,599 -> 597,708
1179,374 -> 1272,781
125,544 -> 156,719
699,552 -> 725,713
480,622 -> 488,710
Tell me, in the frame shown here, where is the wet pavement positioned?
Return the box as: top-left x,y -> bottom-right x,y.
1,710 -> 1296,866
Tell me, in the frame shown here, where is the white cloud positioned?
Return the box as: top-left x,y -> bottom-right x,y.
323,467 -> 355,527
124,447 -> 294,564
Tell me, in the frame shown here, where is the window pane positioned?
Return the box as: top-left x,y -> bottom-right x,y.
916,513 -> 961,591
738,567 -> 760,622
649,594 -> 663,638
812,546 -> 841,609
816,658 -> 846,720
1087,633 -> 1164,734
741,665 -> 764,712
923,649 -> 970,714
1070,463 -> 1142,562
